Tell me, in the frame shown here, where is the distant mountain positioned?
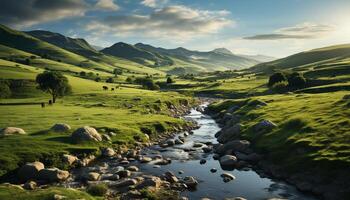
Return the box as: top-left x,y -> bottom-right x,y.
134,43 -> 259,71
250,43 -> 350,73
101,42 -> 173,66
92,45 -> 104,51
27,30 -> 100,57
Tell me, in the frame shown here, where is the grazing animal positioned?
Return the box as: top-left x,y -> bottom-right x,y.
111,88 -> 115,91
41,103 -> 45,108
103,86 -> 108,90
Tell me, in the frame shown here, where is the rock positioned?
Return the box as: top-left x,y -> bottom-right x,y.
235,152 -> 261,162
117,170 -> 131,178
102,134 -> 111,141
101,173 -> 120,181
166,139 -> 175,146
0,127 -> 26,136
178,170 -> 184,174
225,197 -> 247,200
62,154 -> 78,165
219,155 -> 238,167
213,154 -> 220,160
215,140 -> 251,155
113,178 -> 138,188
23,181 -> 37,190
127,166 -> 139,172
253,120 -> 277,134
140,156 -> 152,163
101,147 -> 115,157
50,123 -> 71,132
193,143 -> 204,148
182,176 -> 198,189
54,194 -> 67,200
227,105 -> 240,113
221,173 -> 236,182
200,159 -> 206,164
137,176 -> 162,189
202,146 -> 212,153
86,172 -> 100,181
17,161 -> 44,182
210,168 -> 217,173
154,159 -> 170,165
108,132 -> 117,137
164,171 -> 178,183
119,160 -> 130,165
37,168 -> 69,182
175,139 -> 184,145
71,126 -> 102,143
217,124 -> 242,144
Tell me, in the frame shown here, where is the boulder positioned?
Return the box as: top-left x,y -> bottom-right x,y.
175,139 -> 184,145
37,168 -> 69,182
215,140 -> 251,155
166,139 -> 175,146
101,173 -> 120,181
200,159 -> 206,164
102,134 -> 112,141
0,127 -> 26,136
50,123 -> 71,132
71,126 -> 102,143
62,154 -> 78,165
17,161 -> 44,182
140,156 -> 153,163
182,176 -> 198,189
117,170 -> 131,178
225,197 -> 247,200
164,171 -> 178,183
227,105 -> 240,113
210,168 -> 217,173
23,181 -> 37,190
101,147 -> 115,157
235,152 -> 261,162
193,143 -> 204,148
127,166 -> 139,172
113,178 -> 138,188
86,172 -> 100,181
219,155 -> 238,167
221,173 -> 236,182
202,146 -> 212,153
217,124 -> 242,144
137,176 -> 162,189
224,115 -> 240,128
253,120 -> 277,134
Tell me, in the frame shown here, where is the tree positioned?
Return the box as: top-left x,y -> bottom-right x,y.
36,71 -> 71,103
106,77 -> 114,83
166,76 -> 175,84
113,68 -> 123,76
268,72 -> 287,87
287,72 -> 306,88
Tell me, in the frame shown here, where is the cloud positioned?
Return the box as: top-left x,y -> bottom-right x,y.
0,0 -> 89,28
141,0 -> 168,8
95,0 -> 119,11
244,22 -> 334,40
85,5 -> 233,41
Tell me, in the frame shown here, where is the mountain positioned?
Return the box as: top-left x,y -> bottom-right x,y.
134,43 -> 259,71
250,43 -> 350,73
101,42 -> 173,66
26,30 -> 99,57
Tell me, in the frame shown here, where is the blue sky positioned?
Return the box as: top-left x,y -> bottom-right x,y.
1,0 -> 350,57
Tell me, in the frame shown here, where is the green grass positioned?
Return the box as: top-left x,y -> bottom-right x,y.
0,185 -> 99,200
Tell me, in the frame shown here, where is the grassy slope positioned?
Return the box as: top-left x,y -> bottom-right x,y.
0,58 -> 193,177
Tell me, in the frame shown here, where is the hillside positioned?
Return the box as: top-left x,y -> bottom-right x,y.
250,43 -> 350,73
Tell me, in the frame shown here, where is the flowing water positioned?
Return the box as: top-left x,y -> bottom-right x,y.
69,104 -> 319,200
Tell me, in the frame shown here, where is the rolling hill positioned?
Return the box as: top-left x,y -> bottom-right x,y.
250,43 -> 350,73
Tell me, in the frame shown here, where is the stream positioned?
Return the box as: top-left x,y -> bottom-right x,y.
69,104 -> 319,200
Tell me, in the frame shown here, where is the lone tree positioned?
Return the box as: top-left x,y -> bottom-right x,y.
36,71 -> 71,103
287,72 -> 306,88
166,76 -> 175,84
268,72 -> 287,87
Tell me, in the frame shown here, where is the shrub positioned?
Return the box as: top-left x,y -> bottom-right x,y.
0,81 -> 11,98
106,77 -> 114,83
268,72 -> 287,87
94,77 -> 101,82
166,77 -> 175,84
87,184 -> 108,196
287,72 -> 306,88
134,77 -> 160,90
271,81 -> 289,93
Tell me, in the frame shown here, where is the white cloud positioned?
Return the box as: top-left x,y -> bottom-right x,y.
95,0 -> 119,11
244,22 -> 334,40
141,0 -> 168,8
85,5 -> 233,42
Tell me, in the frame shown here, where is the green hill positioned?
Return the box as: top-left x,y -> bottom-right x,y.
250,43 -> 350,73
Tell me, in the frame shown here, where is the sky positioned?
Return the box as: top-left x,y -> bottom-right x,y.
1,0 -> 350,58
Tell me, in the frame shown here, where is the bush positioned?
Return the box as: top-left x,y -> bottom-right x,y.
94,77 -> 101,82
166,77 -> 175,84
134,77 -> 160,90
287,72 -> 306,88
0,81 -> 11,98
106,77 -> 114,83
268,72 -> 287,87
271,81 -> 289,93
87,184 -> 108,196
